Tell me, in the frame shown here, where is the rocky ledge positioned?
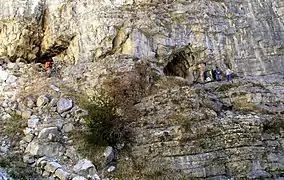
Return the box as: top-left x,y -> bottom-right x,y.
0,57 -> 283,179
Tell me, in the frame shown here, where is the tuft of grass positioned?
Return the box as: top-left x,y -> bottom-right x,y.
3,113 -> 26,139
215,82 -> 242,92
0,154 -> 39,179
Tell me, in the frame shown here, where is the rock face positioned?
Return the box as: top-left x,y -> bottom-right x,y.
0,169 -> 11,180
0,1 -> 284,180
0,0 -> 284,76
127,75 -> 284,179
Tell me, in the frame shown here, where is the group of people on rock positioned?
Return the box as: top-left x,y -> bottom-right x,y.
200,63 -> 233,83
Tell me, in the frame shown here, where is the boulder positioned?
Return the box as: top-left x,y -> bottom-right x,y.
26,141 -> 64,157
0,168 -> 11,180
36,95 -> 49,107
103,146 -> 116,165
73,159 -> 97,177
27,117 -> 40,128
57,98 -> 73,113
55,168 -> 70,180
6,75 -> 17,84
38,127 -> 60,139
0,69 -> 8,81
44,161 -> 62,173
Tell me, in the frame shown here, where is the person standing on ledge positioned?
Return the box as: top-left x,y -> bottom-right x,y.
214,66 -> 221,81
226,67 -> 233,82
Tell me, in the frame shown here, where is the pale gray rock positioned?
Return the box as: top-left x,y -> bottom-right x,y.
23,154 -> 35,164
36,95 -> 49,107
50,84 -> 60,92
0,168 -> 11,180
38,127 -> 60,139
26,97 -> 35,108
62,123 -> 74,133
26,141 -> 64,157
22,134 -> 34,143
72,176 -> 88,180
106,165 -> 116,173
7,62 -> 19,71
0,70 -> 8,81
0,146 -> 9,154
36,156 -> 50,168
27,117 -> 40,128
55,168 -> 70,180
249,170 -> 271,179
1,100 -> 9,108
103,146 -> 116,165
73,159 -> 97,177
57,98 -> 73,113
44,161 -> 62,173
49,98 -> 58,107
2,114 -> 11,121
5,75 -> 17,84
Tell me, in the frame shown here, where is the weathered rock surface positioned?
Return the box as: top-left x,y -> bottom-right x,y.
0,0 -> 284,179
126,75 -> 284,179
0,169 -> 11,180
0,0 -> 284,76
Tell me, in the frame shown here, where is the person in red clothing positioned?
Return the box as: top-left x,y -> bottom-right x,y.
44,59 -> 53,69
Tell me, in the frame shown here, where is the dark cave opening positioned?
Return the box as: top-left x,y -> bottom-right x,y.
163,50 -> 194,78
37,44 -> 69,64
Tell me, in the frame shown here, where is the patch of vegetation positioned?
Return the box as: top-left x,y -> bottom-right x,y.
215,82 -> 242,92
70,91 -> 132,170
70,90 -> 132,148
102,61 -> 150,108
233,101 -> 258,112
0,154 -> 39,179
82,93 -> 130,146
3,113 -> 26,139
181,116 -> 202,133
262,115 -> 284,134
117,157 -> 189,180
251,82 -> 266,89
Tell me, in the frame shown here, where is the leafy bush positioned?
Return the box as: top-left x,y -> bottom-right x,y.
81,92 -> 131,146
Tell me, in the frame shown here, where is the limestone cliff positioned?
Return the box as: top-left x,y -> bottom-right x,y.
0,0 -> 284,76
0,0 -> 284,180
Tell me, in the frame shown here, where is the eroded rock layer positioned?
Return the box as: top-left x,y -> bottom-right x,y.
0,0 -> 284,75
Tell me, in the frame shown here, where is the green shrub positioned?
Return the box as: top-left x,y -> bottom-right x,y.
81,92 -> 130,146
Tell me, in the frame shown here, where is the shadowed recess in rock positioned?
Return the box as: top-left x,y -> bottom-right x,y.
37,35 -> 75,64
163,49 -> 194,78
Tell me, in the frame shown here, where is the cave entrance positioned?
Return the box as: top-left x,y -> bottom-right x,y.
163,49 -> 194,78
37,44 -> 69,64
37,35 -> 75,64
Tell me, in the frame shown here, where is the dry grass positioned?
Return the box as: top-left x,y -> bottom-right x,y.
0,154 -> 40,179
2,113 -> 26,140
114,157 -> 188,180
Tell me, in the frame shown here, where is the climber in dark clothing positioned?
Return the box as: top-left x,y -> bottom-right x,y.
214,67 -> 221,81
